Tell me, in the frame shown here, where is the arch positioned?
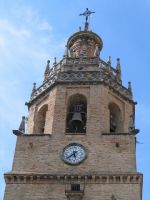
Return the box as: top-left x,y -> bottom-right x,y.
108,102 -> 123,133
66,94 -> 87,133
34,104 -> 48,134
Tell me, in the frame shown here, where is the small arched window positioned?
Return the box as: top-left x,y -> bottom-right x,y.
34,104 -> 48,134
66,94 -> 87,133
109,103 -> 122,133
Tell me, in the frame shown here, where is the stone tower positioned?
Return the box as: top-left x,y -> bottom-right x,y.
4,9 -> 143,200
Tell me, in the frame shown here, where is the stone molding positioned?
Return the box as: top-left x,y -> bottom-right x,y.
67,31 -> 103,52
102,133 -> 136,136
4,173 -> 142,185
62,57 -> 99,66
28,67 -> 133,107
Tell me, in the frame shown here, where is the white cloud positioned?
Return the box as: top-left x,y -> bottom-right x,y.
0,18 -> 47,66
0,8 -> 66,198
0,6 -> 66,74
0,19 -> 31,38
39,20 -> 53,31
0,6 -> 66,132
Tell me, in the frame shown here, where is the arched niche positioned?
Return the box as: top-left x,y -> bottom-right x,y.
66,94 -> 87,133
34,104 -> 48,134
109,102 -> 123,133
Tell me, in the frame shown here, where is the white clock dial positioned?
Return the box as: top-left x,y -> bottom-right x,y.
62,143 -> 87,165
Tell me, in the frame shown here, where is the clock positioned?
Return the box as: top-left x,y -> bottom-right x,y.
62,143 -> 87,165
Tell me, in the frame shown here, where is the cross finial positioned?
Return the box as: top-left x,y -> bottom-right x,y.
79,8 -> 95,31
79,8 -> 95,23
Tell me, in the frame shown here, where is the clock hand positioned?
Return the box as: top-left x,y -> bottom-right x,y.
73,151 -> 77,158
66,151 -> 77,159
67,152 -> 75,159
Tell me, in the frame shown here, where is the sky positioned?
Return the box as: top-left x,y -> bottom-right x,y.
0,0 -> 149,199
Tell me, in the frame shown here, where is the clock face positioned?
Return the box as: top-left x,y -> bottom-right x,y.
62,143 -> 87,165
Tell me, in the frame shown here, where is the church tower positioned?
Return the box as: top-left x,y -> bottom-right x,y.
4,9 -> 143,200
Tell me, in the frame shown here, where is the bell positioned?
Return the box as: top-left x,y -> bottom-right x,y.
69,112 -> 84,133
70,112 -> 83,124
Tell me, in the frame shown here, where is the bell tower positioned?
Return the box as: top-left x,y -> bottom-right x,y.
4,9 -> 143,200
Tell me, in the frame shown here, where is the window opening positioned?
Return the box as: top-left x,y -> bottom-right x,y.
109,103 -> 122,133
34,104 -> 48,134
71,184 -> 80,192
66,94 -> 87,133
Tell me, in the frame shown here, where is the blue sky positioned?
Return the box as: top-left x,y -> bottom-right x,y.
0,0 -> 149,199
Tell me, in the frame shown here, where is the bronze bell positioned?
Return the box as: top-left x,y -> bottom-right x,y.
69,112 -> 84,133
70,112 -> 83,124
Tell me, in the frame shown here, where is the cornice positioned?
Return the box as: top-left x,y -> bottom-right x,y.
28,72 -> 133,108
26,57 -> 135,107
4,173 -> 143,185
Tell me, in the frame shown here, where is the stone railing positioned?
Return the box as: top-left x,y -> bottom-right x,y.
30,72 -> 132,104
30,75 -> 58,101
30,57 -> 131,104
62,57 -> 99,65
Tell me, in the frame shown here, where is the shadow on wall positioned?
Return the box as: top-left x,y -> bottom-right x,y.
34,104 -> 48,134
109,102 -> 123,133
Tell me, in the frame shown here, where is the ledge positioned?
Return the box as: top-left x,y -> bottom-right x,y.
16,134 -> 52,137
4,173 -> 143,185
28,67 -> 134,107
65,133 -> 86,135
65,190 -> 84,197
102,133 -> 135,136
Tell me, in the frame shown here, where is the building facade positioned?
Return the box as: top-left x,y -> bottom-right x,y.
4,10 -> 143,200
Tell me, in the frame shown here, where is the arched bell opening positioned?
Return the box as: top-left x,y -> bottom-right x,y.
66,94 -> 87,133
109,103 -> 123,133
34,104 -> 48,134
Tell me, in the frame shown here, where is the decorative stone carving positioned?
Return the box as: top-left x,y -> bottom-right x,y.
115,58 -> 122,84
4,173 -> 143,184
67,31 -> 103,58
29,57 -> 133,106
43,60 -> 50,82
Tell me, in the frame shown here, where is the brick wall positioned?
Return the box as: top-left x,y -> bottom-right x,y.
4,183 -> 141,200
5,84 -> 139,200
12,134 -> 136,173
27,84 -> 133,135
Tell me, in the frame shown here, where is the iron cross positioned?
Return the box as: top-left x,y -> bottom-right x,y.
79,8 -> 95,23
